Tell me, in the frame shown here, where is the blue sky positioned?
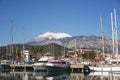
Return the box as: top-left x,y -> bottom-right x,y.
0,0 -> 120,46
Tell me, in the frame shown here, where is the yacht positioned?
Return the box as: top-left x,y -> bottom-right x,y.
33,55 -> 54,71
46,59 -> 70,72
0,60 -> 11,72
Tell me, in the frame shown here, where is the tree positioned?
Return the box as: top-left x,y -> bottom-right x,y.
29,46 -> 43,54
81,50 -> 96,59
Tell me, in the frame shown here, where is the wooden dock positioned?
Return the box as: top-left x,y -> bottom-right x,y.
70,64 -> 84,68
70,64 -> 84,72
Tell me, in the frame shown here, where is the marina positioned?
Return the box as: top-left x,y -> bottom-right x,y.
0,50 -> 90,73
0,0 -> 120,80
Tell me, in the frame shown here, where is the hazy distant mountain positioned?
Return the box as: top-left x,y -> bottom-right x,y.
28,32 -> 120,52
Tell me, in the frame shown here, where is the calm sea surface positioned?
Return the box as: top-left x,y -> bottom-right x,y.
0,71 -> 120,80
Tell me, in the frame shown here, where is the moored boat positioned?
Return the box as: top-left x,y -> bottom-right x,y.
46,59 -> 70,72
32,56 -> 54,71
0,60 -> 11,72
89,64 -> 120,72
89,9 -> 120,73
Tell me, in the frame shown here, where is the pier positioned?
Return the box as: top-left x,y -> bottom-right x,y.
0,63 -> 91,73
70,64 -> 84,72
10,64 -> 34,72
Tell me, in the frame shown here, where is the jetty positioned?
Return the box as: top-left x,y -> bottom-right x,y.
1,63 -> 90,73
10,64 -> 34,71
70,64 -> 84,72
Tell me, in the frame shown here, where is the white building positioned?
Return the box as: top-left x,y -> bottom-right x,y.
23,50 -> 30,62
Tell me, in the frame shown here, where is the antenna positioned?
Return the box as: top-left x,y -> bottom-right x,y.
100,16 -> 105,57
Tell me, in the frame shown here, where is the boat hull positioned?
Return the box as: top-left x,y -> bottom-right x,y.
33,66 -> 47,71
33,63 -> 47,71
46,61 -> 70,72
1,64 -> 11,72
89,72 -> 120,77
89,66 -> 120,72
46,66 -> 70,72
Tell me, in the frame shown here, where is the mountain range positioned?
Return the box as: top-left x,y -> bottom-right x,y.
28,32 -> 120,52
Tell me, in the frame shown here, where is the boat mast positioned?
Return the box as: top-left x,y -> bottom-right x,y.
75,39 -> 77,57
22,26 -> 25,51
111,12 -> 115,56
0,42 -> 1,63
114,8 -> 118,58
100,16 -> 105,57
10,21 -> 14,63
111,8 -> 119,64
64,44 -> 65,58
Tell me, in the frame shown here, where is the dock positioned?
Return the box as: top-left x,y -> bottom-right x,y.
10,64 -> 34,72
10,64 -> 85,72
1,63 -> 90,73
70,64 -> 84,72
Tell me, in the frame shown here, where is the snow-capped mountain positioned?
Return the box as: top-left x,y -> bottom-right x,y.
34,32 -> 72,40
28,32 -> 120,52
29,32 -> 72,45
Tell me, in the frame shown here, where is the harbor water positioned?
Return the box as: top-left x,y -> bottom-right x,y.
0,71 -> 120,80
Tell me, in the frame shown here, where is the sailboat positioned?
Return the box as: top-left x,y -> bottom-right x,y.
89,8 -> 120,72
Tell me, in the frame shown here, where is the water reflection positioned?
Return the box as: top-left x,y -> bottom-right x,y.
0,71 -> 120,80
0,72 -> 33,80
33,71 -> 47,80
88,72 -> 120,80
46,71 -> 70,80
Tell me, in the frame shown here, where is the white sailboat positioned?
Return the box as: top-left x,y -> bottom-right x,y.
89,65 -> 120,72
89,8 -> 120,72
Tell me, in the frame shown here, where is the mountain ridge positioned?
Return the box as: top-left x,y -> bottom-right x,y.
28,32 -> 117,52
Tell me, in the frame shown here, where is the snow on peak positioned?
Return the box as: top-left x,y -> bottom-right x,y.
37,32 -> 72,39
